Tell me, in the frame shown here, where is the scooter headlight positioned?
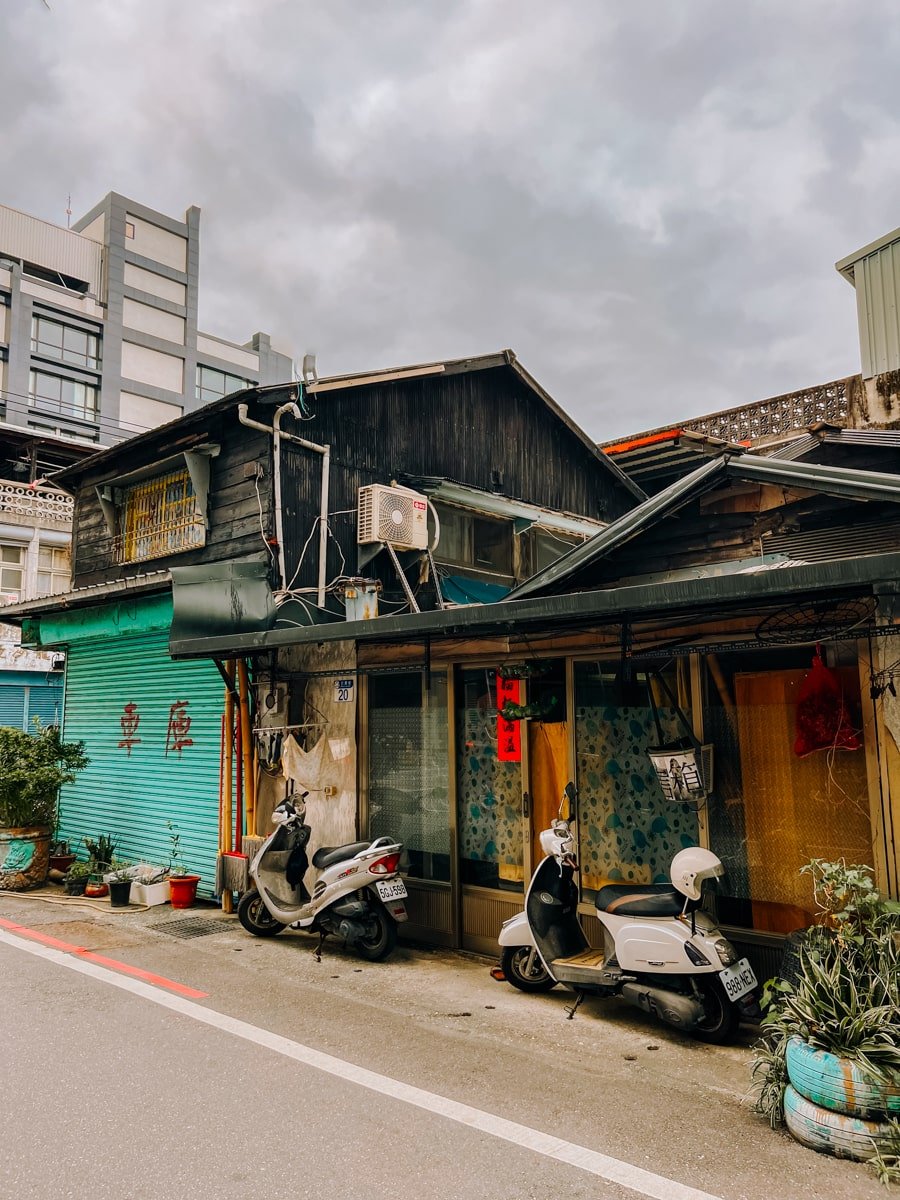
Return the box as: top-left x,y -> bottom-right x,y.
713,938 -> 737,966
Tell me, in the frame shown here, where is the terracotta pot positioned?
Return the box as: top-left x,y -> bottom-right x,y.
168,875 -> 201,909
49,853 -> 76,874
84,878 -> 108,898
0,826 -> 51,891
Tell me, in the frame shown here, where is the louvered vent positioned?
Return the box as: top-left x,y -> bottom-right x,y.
358,484 -> 429,549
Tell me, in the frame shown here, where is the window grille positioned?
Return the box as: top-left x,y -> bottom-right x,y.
119,468 -> 205,563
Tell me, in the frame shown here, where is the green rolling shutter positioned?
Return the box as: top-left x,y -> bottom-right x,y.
58,631 -> 224,893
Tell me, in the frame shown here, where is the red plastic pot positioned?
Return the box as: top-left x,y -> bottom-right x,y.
168,875 -> 201,909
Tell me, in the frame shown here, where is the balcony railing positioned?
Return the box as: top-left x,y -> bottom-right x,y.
0,479 -> 74,528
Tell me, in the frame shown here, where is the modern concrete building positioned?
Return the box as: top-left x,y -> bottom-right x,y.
0,191 -> 293,726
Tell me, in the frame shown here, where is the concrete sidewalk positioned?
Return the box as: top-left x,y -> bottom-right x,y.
0,884 -> 886,1200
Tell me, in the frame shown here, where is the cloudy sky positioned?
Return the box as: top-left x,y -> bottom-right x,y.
3,0 -> 899,439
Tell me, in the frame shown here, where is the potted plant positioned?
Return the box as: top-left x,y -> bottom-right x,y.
751,859 -> 900,1180
107,860 -> 134,908
63,860 -> 92,897
0,723 -> 89,891
166,820 -> 200,909
130,864 -> 170,907
83,834 -> 116,897
48,837 -> 78,876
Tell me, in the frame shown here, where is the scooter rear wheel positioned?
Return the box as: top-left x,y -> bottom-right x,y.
237,890 -> 286,937
692,979 -> 740,1044
355,906 -> 397,962
501,946 -> 557,993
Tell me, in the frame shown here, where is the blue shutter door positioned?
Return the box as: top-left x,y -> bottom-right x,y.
0,686 -> 25,730
26,682 -> 63,728
58,631 -> 224,893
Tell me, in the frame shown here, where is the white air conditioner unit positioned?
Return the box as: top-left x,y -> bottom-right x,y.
358,484 -> 429,550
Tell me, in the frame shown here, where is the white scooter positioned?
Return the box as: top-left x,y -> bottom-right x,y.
498,784 -> 759,1043
237,794 -> 408,962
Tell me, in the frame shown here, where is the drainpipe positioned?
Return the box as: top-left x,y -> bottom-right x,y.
237,402 -> 331,606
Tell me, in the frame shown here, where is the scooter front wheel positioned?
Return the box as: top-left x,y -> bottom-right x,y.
501,946 -> 557,993
692,979 -> 740,1044
237,890 -> 286,937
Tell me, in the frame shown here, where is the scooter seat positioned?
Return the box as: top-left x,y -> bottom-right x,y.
595,883 -> 683,918
312,841 -> 372,869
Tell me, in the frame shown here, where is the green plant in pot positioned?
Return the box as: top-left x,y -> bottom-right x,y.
107,860 -> 134,909
63,859 -> 92,897
83,833 -> 116,897
0,723 -> 89,891
166,819 -> 200,909
751,859 -> 900,1177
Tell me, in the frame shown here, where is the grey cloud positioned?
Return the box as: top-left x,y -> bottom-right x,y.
3,0 -> 900,438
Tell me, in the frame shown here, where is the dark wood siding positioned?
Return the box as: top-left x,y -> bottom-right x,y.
70,414 -> 274,587
279,365 -> 631,593
63,365 -> 634,594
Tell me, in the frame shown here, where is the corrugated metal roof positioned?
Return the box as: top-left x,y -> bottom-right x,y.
602,428 -> 743,492
0,203 -> 103,294
506,453 -> 900,601
167,550 -> 900,659
769,427 -> 900,461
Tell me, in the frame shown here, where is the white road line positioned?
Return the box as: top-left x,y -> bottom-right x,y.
1,927 -> 723,1200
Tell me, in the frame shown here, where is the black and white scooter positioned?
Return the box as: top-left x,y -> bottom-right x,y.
237,794 -> 408,961
498,785 -> 758,1043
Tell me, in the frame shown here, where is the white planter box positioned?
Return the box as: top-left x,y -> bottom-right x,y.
130,880 -> 169,907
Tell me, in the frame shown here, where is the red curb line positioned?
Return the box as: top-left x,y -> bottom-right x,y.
0,916 -> 210,999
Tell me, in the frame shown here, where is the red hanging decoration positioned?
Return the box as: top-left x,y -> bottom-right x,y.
793,644 -> 861,758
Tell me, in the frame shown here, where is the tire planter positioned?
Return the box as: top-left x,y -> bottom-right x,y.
787,1036 -> 900,1120
169,875 -> 201,909
784,1085 -> 895,1162
0,826 -> 51,891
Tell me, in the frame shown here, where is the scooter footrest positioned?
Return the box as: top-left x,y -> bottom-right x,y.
551,949 -> 607,986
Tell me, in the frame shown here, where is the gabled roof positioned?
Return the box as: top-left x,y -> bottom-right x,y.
307,349 -> 645,502
505,453 -> 900,601
50,350 -> 644,502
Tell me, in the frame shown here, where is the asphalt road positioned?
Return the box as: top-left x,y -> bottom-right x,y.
0,893 -> 884,1200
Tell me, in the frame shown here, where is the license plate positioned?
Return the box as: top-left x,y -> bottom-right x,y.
719,957 -> 757,1002
375,878 -> 408,902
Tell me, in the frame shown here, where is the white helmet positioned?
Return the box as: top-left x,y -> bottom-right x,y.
670,847 -> 724,900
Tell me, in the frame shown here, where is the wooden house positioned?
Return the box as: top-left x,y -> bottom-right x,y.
10,351 -> 638,894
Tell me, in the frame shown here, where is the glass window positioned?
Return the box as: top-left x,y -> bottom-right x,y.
29,369 -> 98,422
36,545 -> 70,596
573,661 -> 699,903
0,543 -> 25,600
119,468 -> 205,563
196,364 -> 252,405
31,315 -> 100,369
368,672 -> 450,882
432,503 -> 513,578
456,667 -> 524,891
525,527 -> 581,576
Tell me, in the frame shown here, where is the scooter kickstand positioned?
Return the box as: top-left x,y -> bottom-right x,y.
314,931 -> 327,963
565,990 -> 585,1020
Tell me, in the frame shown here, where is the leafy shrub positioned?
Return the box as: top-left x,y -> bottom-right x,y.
0,723 -> 89,828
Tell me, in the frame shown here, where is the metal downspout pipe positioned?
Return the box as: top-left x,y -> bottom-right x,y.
237,401 -> 331,606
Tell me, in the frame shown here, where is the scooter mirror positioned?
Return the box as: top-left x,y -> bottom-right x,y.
561,782 -> 577,821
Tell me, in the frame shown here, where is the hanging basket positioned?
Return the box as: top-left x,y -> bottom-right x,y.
647,742 -> 714,803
